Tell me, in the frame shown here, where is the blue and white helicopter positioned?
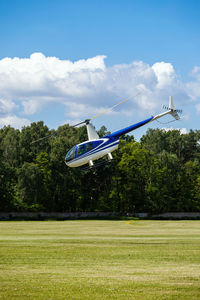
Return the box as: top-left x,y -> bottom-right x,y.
65,96 -> 181,168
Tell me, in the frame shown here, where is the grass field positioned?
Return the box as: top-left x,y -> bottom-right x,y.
0,220 -> 200,300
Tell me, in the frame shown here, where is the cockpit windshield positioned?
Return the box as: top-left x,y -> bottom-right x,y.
65,146 -> 76,162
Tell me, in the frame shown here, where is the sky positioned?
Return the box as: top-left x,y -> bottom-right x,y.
0,0 -> 200,140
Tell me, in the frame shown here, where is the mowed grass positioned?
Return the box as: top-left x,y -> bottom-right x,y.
0,220 -> 200,300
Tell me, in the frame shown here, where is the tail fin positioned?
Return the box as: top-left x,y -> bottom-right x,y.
169,96 -> 180,120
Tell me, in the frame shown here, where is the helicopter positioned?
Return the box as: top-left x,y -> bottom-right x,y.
65,96 -> 181,169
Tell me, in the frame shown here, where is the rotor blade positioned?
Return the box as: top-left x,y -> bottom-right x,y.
177,109 -> 183,114
31,133 -> 56,144
163,105 -> 183,114
70,92 -> 141,128
90,92 -> 142,121
71,119 -> 91,127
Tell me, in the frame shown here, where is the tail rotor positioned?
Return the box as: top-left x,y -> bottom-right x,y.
163,96 -> 182,120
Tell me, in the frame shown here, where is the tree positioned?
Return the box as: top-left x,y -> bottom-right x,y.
19,121 -> 51,164
17,162 -> 44,211
110,141 -> 150,212
0,126 -> 20,167
0,162 -> 16,211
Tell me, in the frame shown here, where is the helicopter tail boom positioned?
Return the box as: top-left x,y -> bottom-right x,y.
104,116 -> 154,138
104,96 -> 181,139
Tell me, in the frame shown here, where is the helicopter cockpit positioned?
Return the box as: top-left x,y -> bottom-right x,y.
65,146 -> 76,162
65,140 -> 103,162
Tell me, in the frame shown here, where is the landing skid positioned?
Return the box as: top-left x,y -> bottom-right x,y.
81,159 -> 114,171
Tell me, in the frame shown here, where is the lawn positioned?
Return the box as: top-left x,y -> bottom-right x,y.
0,220 -> 200,299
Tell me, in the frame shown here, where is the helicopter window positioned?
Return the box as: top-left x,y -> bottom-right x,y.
65,146 -> 76,162
92,140 -> 103,148
76,144 -> 85,156
85,142 -> 93,152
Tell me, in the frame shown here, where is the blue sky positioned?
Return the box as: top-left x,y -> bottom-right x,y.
0,0 -> 200,139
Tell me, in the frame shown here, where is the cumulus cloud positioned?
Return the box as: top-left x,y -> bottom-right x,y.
162,128 -> 187,135
186,66 -> 200,104
0,52 -> 199,128
152,62 -> 176,88
0,98 -> 17,115
0,53 -> 106,98
0,115 -> 30,128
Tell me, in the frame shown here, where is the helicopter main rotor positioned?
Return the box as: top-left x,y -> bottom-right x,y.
31,92 -> 141,144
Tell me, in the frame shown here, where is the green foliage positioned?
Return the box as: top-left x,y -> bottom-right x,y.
0,162 -> 16,211
0,122 -> 200,213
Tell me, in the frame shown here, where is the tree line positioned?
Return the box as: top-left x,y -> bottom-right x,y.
0,121 -> 200,213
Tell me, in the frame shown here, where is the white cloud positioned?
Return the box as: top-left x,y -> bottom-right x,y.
0,115 -> 30,128
0,98 -> 17,115
0,53 -> 106,98
162,128 -> 187,134
186,66 -> 200,101
0,52 -> 199,128
152,62 -> 176,88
